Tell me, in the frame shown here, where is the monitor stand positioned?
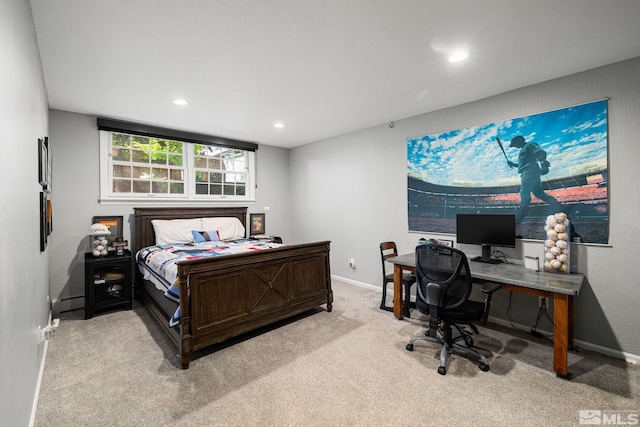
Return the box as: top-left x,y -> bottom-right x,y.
470,245 -> 502,264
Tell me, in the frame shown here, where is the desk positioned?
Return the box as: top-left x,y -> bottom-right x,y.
388,253 -> 584,378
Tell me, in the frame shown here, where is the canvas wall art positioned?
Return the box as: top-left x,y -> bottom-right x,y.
407,99 -> 609,244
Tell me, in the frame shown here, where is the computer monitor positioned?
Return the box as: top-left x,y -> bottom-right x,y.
456,214 -> 516,264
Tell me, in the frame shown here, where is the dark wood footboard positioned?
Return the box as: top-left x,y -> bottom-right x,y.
177,241 -> 331,368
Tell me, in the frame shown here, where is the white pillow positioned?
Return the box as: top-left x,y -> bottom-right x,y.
200,217 -> 245,240
152,218 -> 202,245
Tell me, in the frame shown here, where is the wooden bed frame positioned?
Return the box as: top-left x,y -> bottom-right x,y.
134,207 -> 332,369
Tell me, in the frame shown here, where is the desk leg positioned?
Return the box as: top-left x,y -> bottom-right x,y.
553,293 -> 573,379
393,264 -> 403,319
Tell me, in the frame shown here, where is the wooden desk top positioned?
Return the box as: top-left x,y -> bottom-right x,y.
388,253 -> 584,296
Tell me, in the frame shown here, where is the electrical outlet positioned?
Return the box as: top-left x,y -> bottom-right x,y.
39,318 -> 60,342
538,296 -> 550,307
349,258 -> 355,269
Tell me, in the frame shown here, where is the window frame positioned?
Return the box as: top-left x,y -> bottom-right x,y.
99,130 -> 256,205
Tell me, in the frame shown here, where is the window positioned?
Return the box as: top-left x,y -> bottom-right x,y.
193,145 -> 247,197
99,130 -> 255,204
110,133 -> 185,196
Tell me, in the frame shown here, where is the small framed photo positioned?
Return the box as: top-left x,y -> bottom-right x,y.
438,239 -> 454,255
92,216 -> 123,249
249,213 -> 265,236
439,239 -> 453,247
524,255 -> 540,272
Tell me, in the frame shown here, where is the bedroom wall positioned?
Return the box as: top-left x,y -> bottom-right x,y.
48,110 -> 292,313
289,57 -> 640,360
0,0 -> 51,425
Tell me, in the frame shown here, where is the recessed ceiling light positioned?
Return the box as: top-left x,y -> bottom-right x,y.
274,123 -> 285,128
448,51 -> 469,63
173,99 -> 188,106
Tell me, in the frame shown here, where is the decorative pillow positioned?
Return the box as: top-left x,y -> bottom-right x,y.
169,306 -> 181,328
164,283 -> 180,302
152,218 -> 202,245
200,217 -> 245,240
192,230 -> 220,243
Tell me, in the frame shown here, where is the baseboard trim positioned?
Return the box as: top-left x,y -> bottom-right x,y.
332,275 -> 640,365
486,316 -> 640,365
331,275 -> 379,291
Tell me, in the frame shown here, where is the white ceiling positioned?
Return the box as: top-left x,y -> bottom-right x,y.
30,0 -> 640,148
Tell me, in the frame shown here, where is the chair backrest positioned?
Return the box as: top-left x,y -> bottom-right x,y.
414,243 -> 473,310
379,241 -> 398,276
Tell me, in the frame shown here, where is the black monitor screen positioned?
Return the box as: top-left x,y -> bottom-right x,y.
456,214 -> 516,263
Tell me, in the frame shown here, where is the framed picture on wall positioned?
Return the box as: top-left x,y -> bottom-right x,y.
92,216 -> 123,249
40,192 -> 47,251
45,137 -> 52,194
249,213 -> 265,236
38,138 -> 48,188
46,199 -> 53,236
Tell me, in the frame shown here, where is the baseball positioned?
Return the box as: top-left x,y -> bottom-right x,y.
550,246 -> 562,255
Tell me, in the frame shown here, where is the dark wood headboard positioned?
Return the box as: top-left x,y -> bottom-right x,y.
133,207 -> 247,253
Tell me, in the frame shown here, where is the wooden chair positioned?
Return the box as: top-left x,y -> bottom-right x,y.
379,241 -> 416,317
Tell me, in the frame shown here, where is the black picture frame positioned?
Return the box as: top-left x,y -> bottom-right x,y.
249,213 -> 265,236
40,192 -> 47,251
38,138 -> 48,188
92,215 -> 123,249
45,137 -> 52,194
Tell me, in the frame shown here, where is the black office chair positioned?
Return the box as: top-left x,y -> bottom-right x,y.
379,242 -> 416,317
406,243 -> 501,375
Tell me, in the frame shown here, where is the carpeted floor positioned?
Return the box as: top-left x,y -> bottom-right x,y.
35,280 -> 639,427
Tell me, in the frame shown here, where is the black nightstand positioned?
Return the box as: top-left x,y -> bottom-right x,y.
84,250 -> 133,319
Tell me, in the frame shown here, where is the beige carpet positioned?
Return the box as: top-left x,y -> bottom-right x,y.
35,280 -> 639,427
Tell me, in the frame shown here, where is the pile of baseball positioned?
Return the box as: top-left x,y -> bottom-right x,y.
544,212 -> 570,273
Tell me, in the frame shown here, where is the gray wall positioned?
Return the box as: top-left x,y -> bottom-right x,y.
0,0 -> 51,425
48,110 -> 292,313
290,57 -> 640,359
5,1 -> 638,421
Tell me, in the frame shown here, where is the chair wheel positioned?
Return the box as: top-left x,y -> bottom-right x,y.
406,343 -> 414,351
479,363 -> 490,372
438,366 -> 447,375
